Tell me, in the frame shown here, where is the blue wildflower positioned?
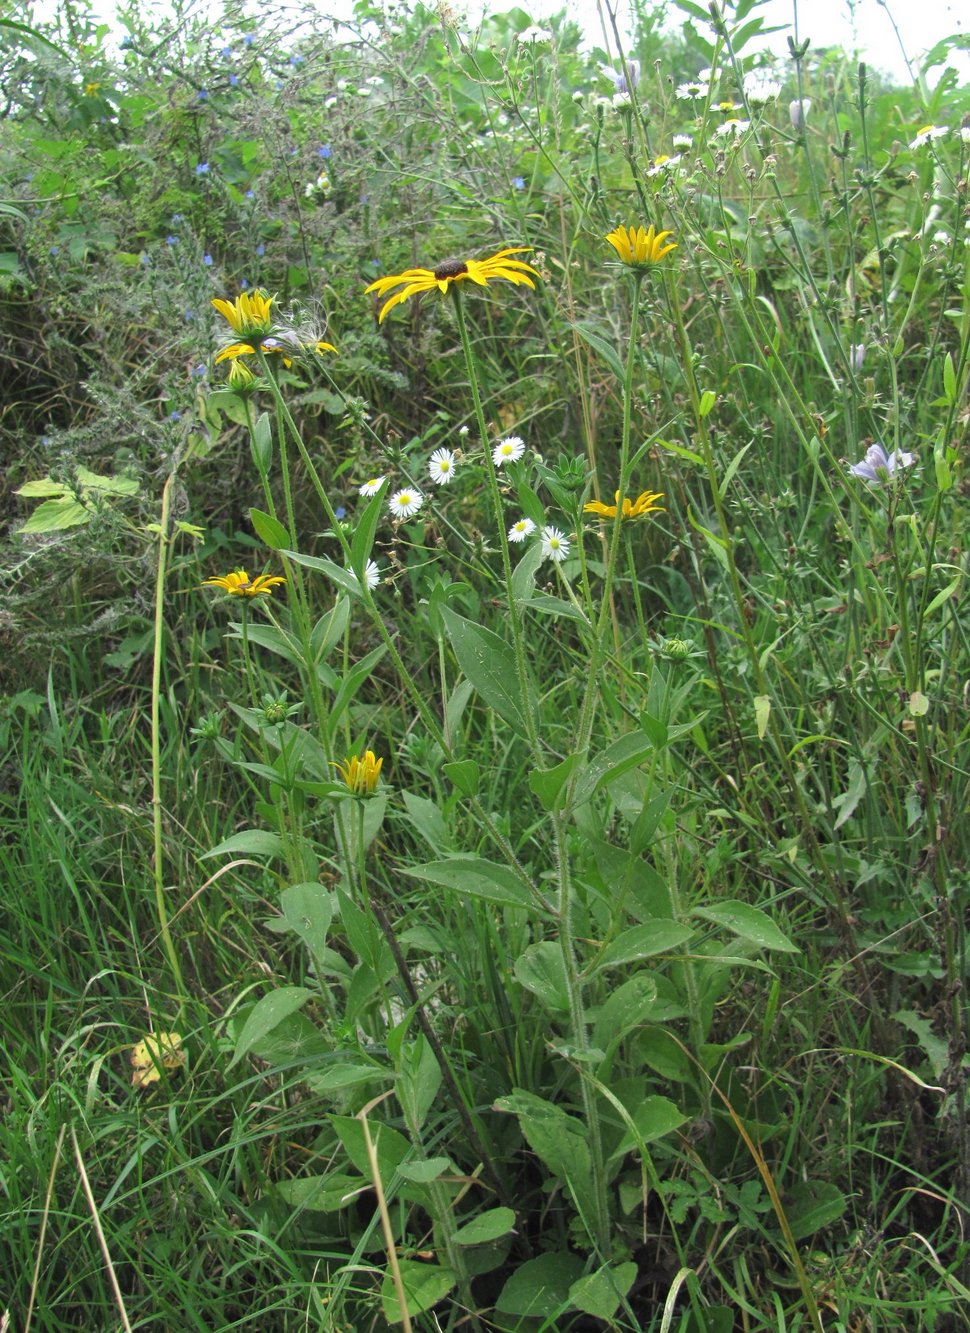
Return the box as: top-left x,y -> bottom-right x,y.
512,175 -> 525,189
256,243 -> 265,256
193,364 -> 207,378
229,73 -> 239,86
318,144 -> 332,159
170,410 -> 182,421
221,45 -> 232,57
196,162 -> 210,175
167,235 -> 177,246
203,253 -> 214,266
198,88 -> 208,101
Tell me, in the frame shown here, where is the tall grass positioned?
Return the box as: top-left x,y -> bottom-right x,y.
1,0 -> 968,1328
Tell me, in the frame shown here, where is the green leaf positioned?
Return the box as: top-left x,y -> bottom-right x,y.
612,1095 -> 688,1156
350,483 -> 387,584
514,942 -> 570,1013
397,1156 -> 454,1183
569,1261 -> 638,1319
571,732 -> 660,808
777,1180 -> 846,1240
250,507 -> 291,550
201,829 -> 285,860
591,973 -> 658,1049
657,438 -> 705,467
569,320 -> 625,379
529,754 -> 581,811
380,1260 -> 455,1323
692,901 -> 798,952
331,1115 -> 412,1181
304,1063 -> 387,1093
943,351 -> 956,403
275,1173 -> 364,1212
18,498 -> 90,532
754,694 -> 771,740
441,606 -> 532,732
76,467 -> 138,495
231,987 -> 313,1067
252,411 -> 273,473
281,549 -> 363,600
442,759 -> 480,797
403,857 -> 542,913
494,1090 -> 592,1199
454,1207 -> 516,1245
280,882 -> 334,963
15,478 -> 68,497
496,1251 -> 585,1317
688,507 -> 730,572
589,921 -> 693,973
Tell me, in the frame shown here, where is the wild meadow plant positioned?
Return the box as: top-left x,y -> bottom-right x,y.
2,2 -> 969,1329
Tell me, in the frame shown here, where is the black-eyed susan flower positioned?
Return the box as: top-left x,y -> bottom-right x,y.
583,489 -> 665,520
201,568 -> 286,596
130,1031 -> 185,1089
212,289 -> 274,340
212,290 -> 336,364
333,749 -> 383,794
365,247 -> 539,323
605,224 -> 678,267
388,487 -> 423,518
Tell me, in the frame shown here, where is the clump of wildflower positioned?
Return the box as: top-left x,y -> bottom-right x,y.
583,489 -> 665,520
389,487 -> 423,518
212,289 -> 336,365
201,568 -> 286,596
541,526 -> 570,563
909,123 -> 948,150
493,435 -> 525,467
605,224 -> 678,267
333,750 -> 383,795
359,475 -> 386,497
848,442 -> 914,483
428,448 -> 457,485
365,247 -> 538,323
508,516 -> 536,542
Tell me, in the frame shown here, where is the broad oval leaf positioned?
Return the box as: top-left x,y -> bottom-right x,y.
692,901 -> 798,953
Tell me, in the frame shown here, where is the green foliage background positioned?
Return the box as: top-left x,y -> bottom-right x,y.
1,0 -> 969,1329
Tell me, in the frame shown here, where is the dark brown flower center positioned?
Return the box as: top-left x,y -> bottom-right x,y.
433,259 -> 468,281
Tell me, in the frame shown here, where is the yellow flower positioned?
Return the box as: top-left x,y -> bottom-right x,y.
605,224 -> 678,267
226,359 -> 258,390
130,1031 -> 185,1089
584,489 -> 665,520
212,289 -> 275,338
332,749 -> 383,795
214,333 -> 337,367
201,568 -> 286,596
84,82 -> 101,97
365,247 -> 539,323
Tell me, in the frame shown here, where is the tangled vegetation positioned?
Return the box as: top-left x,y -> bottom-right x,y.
1,0 -> 969,1328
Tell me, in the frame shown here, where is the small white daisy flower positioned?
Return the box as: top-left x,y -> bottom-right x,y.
389,487 -> 423,518
676,79 -> 708,99
492,435 -> 525,467
428,447 -> 457,485
359,475 -> 386,497
612,92 -> 632,111
541,526 -> 570,563
716,117 -> 750,138
508,517 -> 536,543
910,123 -> 949,150
672,133 -> 693,150
348,559 -> 381,591
743,74 -> 780,105
646,153 -> 681,177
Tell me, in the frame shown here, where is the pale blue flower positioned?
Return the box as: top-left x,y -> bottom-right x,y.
849,442 -> 914,483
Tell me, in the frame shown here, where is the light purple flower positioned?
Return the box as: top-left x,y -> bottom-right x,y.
849,442 -> 914,483
600,59 -> 640,94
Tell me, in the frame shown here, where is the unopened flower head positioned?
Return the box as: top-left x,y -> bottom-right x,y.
672,133 -> 693,150
428,447 -> 457,485
359,475 -> 387,497
493,435 -> 525,467
789,98 -> 811,131
201,568 -> 286,597
333,749 -> 383,795
605,223 -> 678,267
365,246 -> 538,323
389,487 -> 424,518
541,526 -> 570,563
850,343 -> 867,373
910,123 -> 949,150
508,516 -> 536,542
583,488 -> 665,520
848,441 -> 914,483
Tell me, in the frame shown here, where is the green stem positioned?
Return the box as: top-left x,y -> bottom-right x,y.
150,473 -> 185,1005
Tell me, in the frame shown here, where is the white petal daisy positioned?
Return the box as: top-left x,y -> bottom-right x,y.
541,526 -> 570,563
910,123 -> 949,150
359,475 -> 386,497
348,559 -> 381,591
508,516 -> 536,543
715,117 -> 750,138
428,447 -> 457,485
389,487 -> 423,518
492,435 -> 525,467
